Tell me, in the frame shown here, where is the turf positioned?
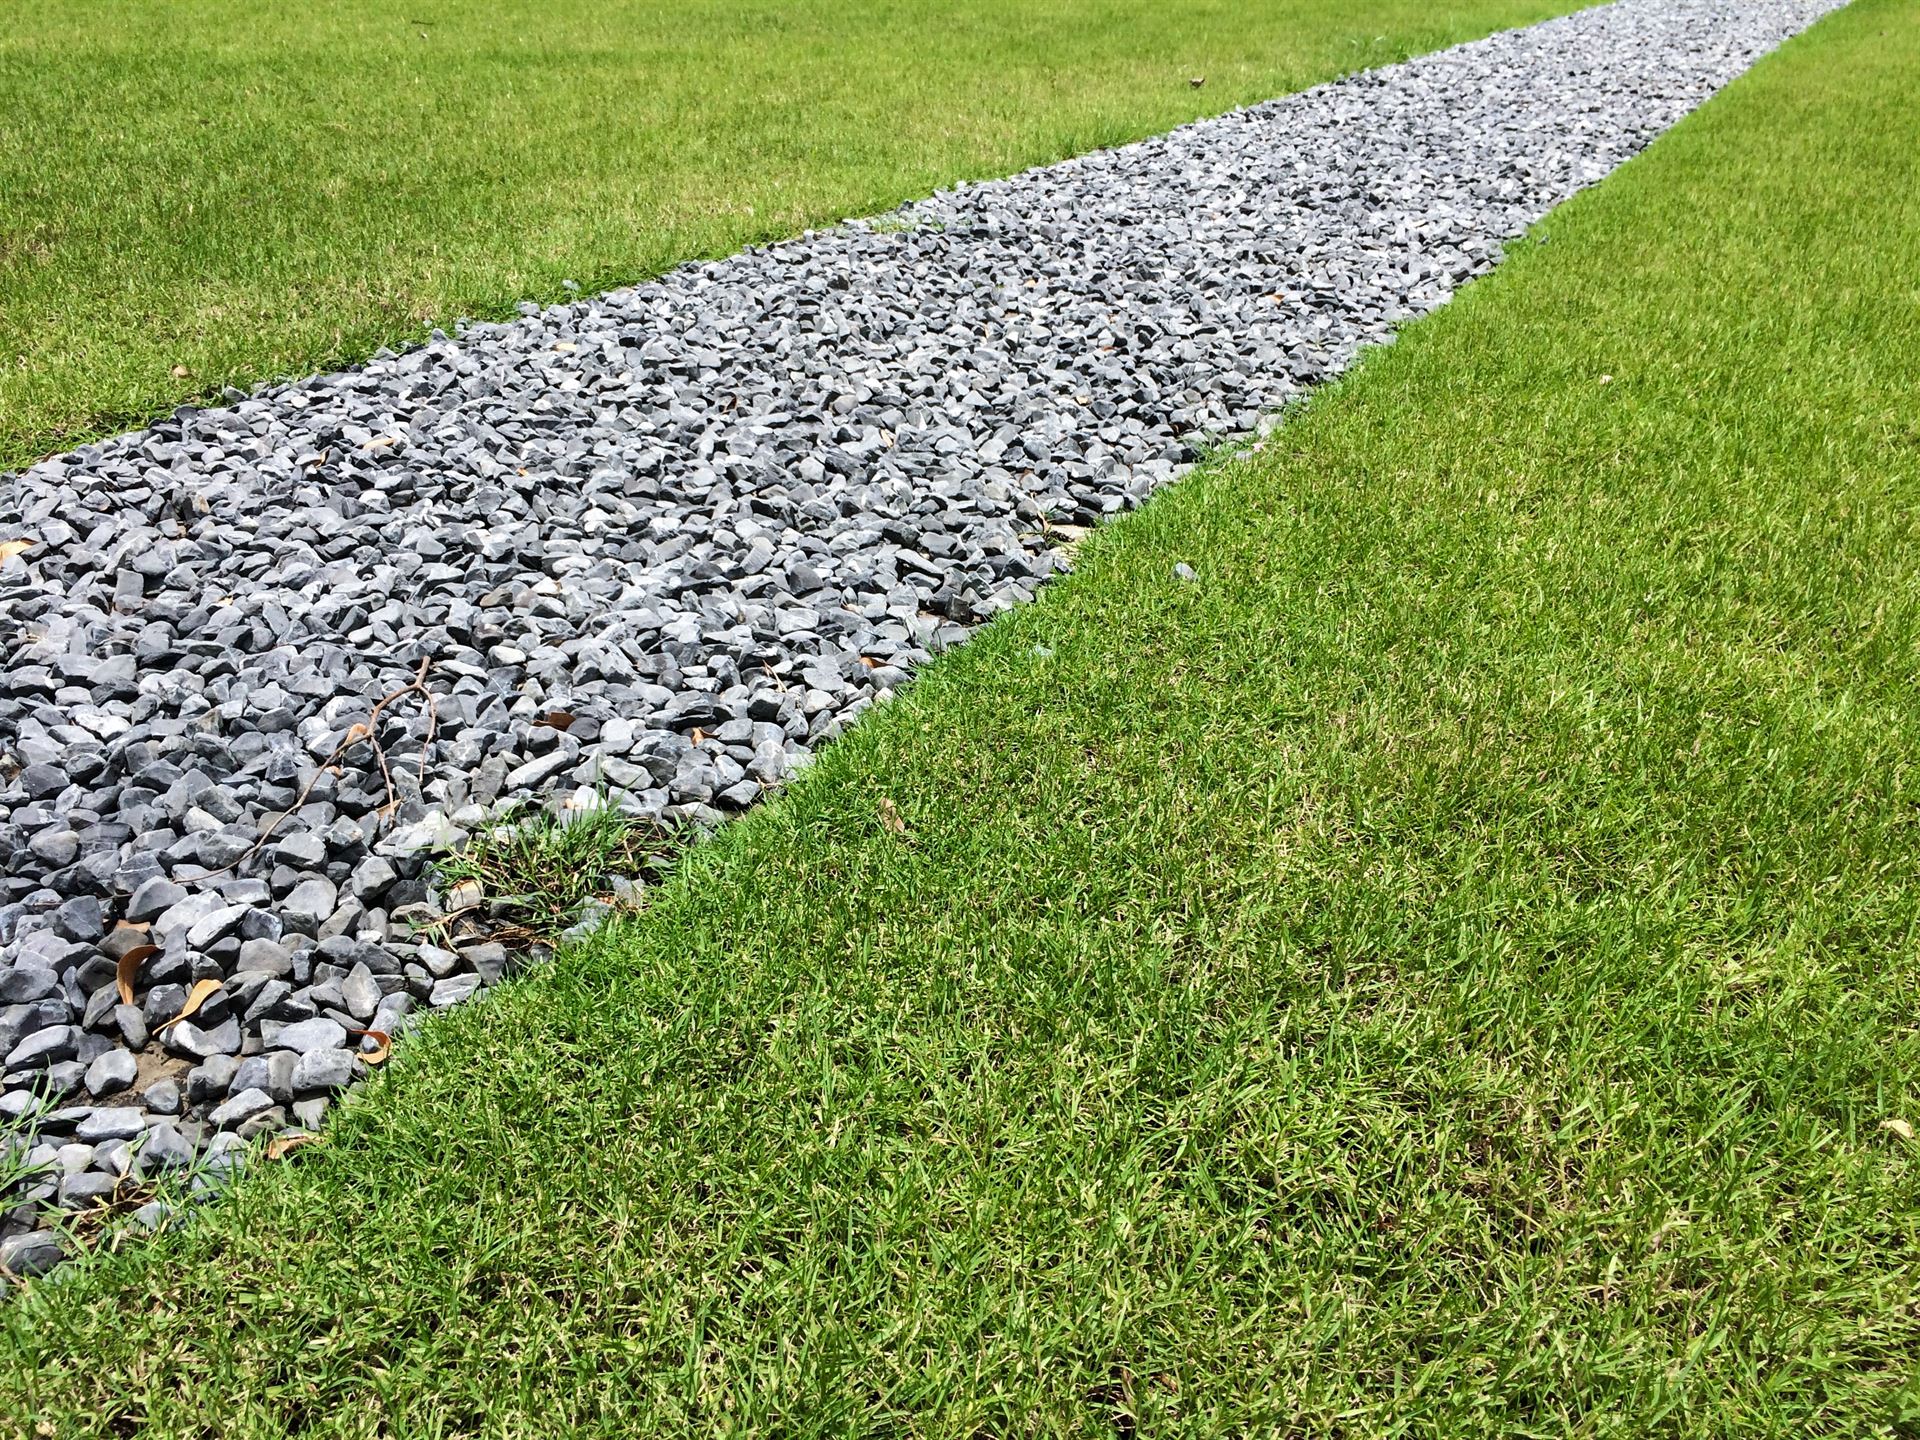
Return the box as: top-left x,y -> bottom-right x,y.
0,0 -> 1570,472
6,0 -> 1920,1433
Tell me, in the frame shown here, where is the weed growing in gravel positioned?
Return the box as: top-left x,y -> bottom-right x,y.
0,1110 -> 48,1200
433,803 -> 679,938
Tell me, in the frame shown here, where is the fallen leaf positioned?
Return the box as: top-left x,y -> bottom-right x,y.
266,1134 -> 321,1161
115,944 -> 159,1006
157,978 -> 223,1031
1881,1118 -> 1915,1141
350,1028 -> 392,1065
536,710 -> 576,731
0,539 -> 34,564
877,798 -> 906,834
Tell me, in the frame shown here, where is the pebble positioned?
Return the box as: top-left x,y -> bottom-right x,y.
290,1048 -> 358,1094
83,1049 -> 138,1098
0,1231 -> 64,1279
74,1107 -> 146,1143
273,1018 -> 350,1054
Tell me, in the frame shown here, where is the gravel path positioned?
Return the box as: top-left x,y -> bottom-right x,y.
0,0 -> 1841,1281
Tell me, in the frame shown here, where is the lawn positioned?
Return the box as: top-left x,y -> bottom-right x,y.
0,0 -> 1571,472
6,0 -> 1920,1433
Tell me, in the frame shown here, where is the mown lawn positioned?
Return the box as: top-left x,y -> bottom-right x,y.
5,0 -> 1919,1433
0,0 -> 1569,471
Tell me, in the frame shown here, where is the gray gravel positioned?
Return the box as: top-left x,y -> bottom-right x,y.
0,0 -> 1840,1278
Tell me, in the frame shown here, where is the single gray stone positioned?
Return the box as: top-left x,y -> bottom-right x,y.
185,903 -> 252,950
126,876 -> 188,924
428,973 -> 482,1008
0,964 -> 60,1005
464,943 -> 509,985
340,963 -> 381,1022
207,1086 -> 275,1127
274,1017 -> 348,1054
59,1171 -> 121,1206
6,1024 -> 76,1071
132,1199 -> 175,1230
166,1017 -> 242,1061
136,1122 -> 193,1174
51,895 -> 105,943
83,1048 -> 138,1098
0,1230 -> 65,1278
75,1107 -> 146,1142
290,1047 -> 358,1094
237,937 -> 294,977
350,855 -> 398,902
291,1096 -> 330,1129
142,1076 -> 182,1116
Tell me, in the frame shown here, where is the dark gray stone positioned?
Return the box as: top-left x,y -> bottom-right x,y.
0,1230 -> 66,1278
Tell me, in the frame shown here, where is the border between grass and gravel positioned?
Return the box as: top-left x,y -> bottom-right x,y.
0,0 -> 1843,1282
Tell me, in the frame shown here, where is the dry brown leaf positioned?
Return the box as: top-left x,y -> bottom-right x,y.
157,978 -> 223,1031
265,1134 -> 322,1161
1881,1118 -> 1915,1141
536,710 -> 576,731
115,944 -> 159,1006
0,539 -> 34,565
877,798 -> 906,834
350,1028 -> 392,1065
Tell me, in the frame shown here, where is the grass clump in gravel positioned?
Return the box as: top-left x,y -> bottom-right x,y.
433,802 -> 679,938
2,0 -> 1918,1432
0,0 -> 1573,471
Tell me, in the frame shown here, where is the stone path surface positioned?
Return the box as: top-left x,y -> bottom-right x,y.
0,0 -> 1841,1280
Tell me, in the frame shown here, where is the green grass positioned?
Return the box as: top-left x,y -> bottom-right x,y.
6,0 -> 1920,1432
434,802 -> 676,936
0,0 -> 1569,472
